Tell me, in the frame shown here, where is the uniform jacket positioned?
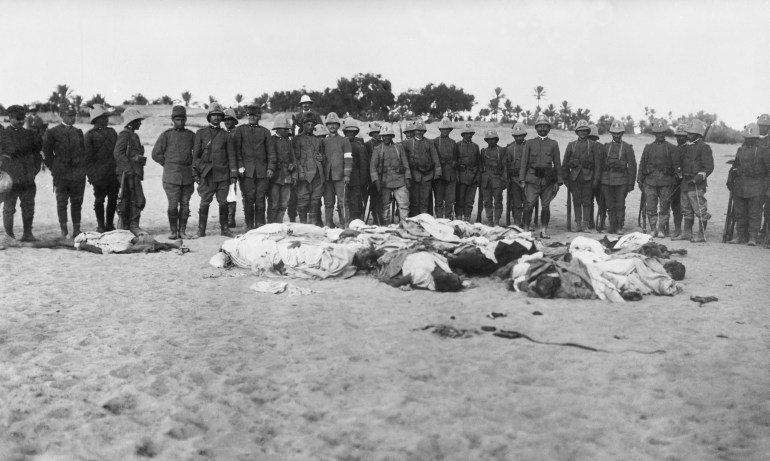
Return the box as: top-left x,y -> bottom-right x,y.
404,137 -> 441,182
456,139 -> 481,185
680,139 -> 714,192
84,126 -> 118,185
293,133 -> 325,183
152,128 -> 195,185
519,137 -> 563,185
114,128 -> 146,180
638,140 -> 680,187
43,123 -> 87,181
479,145 -> 507,189
562,138 -> 602,183
24,114 -> 47,141
599,141 -> 636,187
433,136 -> 458,182
505,142 -> 525,184
271,135 -> 299,185
322,133 -> 353,181
731,145 -> 770,198
370,142 -> 411,189
348,136 -> 370,187
193,126 -> 237,182
1,125 -> 42,186
231,124 -> 276,179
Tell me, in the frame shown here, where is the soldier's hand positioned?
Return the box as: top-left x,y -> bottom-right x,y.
344,176 -> 350,185
267,169 -> 274,179
693,173 -> 705,184
238,167 -> 245,177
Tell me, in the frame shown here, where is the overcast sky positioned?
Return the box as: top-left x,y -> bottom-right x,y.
1,0 -> 768,128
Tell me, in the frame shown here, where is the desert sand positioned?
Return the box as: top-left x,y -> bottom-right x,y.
1,109 -> 770,461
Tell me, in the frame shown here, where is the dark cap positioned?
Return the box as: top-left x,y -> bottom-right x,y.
171,105 -> 187,118
246,105 -> 262,116
60,104 -> 77,116
6,105 -> 26,118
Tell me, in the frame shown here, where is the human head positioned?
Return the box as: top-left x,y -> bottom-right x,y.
483,130 -> 498,147
325,112 -> 341,135
757,114 -> 770,136
60,103 -> 77,125
300,95 -> 312,112
534,115 -> 551,137
246,105 -> 261,125
575,119 -> 590,140
609,119 -> 624,142
413,120 -> 427,139
368,122 -> 381,141
438,117 -> 453,137
460,122 -> 474,141
7,105 -> 25,128
223,108 -> 238,131
379,124 -> 396,144
122,108 -> 145,131
171,105 -> 186,130
686,119 -> 706,143
342,117 -> 359,139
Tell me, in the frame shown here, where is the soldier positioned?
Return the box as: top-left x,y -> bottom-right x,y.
562,120 -> 602,232
587,124 -> 602,230
43,104 -> 87,238
402,120 -> 415,140
505,122 -> 527,227
113,108 -> 148,235
84,104 -> 119,233
193,103 -> 239,238
479,130 -> 507,226
311,123 -> 329,227
292,95 -> 323,136
370,124 -> 411,224
321,112 -> 353,228
293,117 -> 325,225
455,122 -> 480,222
403,120 -> 440,217
314,123 -> 329,138
24,104 -> 48,144
223,108 -> 239,228
519,115 -> 563,238
365,122 -> 384,225
1,105 -> 42,241
672,119 -> 713,243
757,114 -> 770,242
341,118 -> 369,222
151,105 -> 195,239
433,118 -> 458,219
670,123 -> 689,237
232,105 -> 276,230
598,120 -> 636,235
637,119 -> 681,237
726,123 -> 770,246
268,117 -> 298,223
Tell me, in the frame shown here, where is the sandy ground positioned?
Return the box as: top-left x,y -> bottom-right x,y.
2,111 -> 770,461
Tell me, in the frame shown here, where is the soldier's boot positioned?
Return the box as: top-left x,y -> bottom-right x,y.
582,206 -> 592,232
325,208 -> 335,228
670,221 -> 682,239
691,220 -> 707,243
95,203 -> 106,233
72,223 -> 81,238
228,202 -> 237,228
60,222 -> 69,239
606,212 -> 616,234
573,207 -> 583,232
256,207 -> 267,228
167,211 -> 179,240
244,204 -> 255,231
219,204 -> 235,238
194,205 -> 209,239
274,208 -> 287,225
129,217 -> 145,236
20,215 -> 37,242
649,216 -> 658,237
3,213 -> 15,239
105,201 -> 117,231
119,212 -> 131,231
308,212 -> 319,228
672,219 -> 693,241
178,215 -> 189,240
540,209 -> 551,239
587,206 -> 596,230
486,210 -> 494,227
747,233 -> 759,246
659,216 -> 670,238
298,208 -> 308,224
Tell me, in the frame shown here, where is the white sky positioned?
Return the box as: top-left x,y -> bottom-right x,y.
1,0 -> 768,127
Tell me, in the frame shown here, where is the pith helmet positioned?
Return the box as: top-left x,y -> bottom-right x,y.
757,114 -> 770,126
122,108 -> 145,126
483,130 -> 499,140
686,119 -> 706,136
89,104 -> 112,123
403,120 -> 415,133
651,118 -> 669,133
60,104 -> 77,116
674,123 -> 689,137
588,124 -> 599,139
325,112 -> 341,126
438,117 -> 453,130
574,119 -> 591,133
534,115 -> 551,127
300,95 -> 313,104
413,120 -> 427,132
207,102 -> 225,121
380,124 -> 396,137
223,108 -> 238,124
368,122 -> 381,134
313,123 -> 329,136
460,122 -> 475,135
609,119 -> 625,134
742,123 -> 760,138
342,117 -> 360,132
272,117 -> 291,130
512,122 -> 527,137
171,105 -> 187,119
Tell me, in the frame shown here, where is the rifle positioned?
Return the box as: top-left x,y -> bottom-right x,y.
505,184 -> 512,226
116,171 -> 127,229
476,148 -> 484,223
722,190 -> 734,243
566,184 -> 572,232
638,188 -> 647,233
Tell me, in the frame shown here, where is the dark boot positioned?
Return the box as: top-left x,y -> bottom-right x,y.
228,202 -> 237,228
573,206 -> 583,232
220,204 -> 235,237
325,208 -> 335,228
649,216 -> 658,237
298,208 -> 308,224
308,212 -> 319,227
168,211 -> 179,240
691,220 -> 706,243
105,200 -> 117,231
672,219 -> 693,241
3,213 -> 15,239
194,205 -> 209,238
60,222 -> 69,239
129,217 -> 145,236
747,233 -> 758,246
72,223 -> 81,238
178,216 -> 189,240
20,214 -> 36,242
670,220 -> 682,239
244,203 -> 255,231
95,202 -> 106,233
256,206 -> 267,228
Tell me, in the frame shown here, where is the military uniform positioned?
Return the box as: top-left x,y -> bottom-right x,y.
85,123 -> 119,232
671,135 -> 688,236
370,138 -> 410,223
269,128 -> 298,223
638,120 -> 681,237
24,111 -> 47,144
455,133 -> 481,221
404,133 -> 441,217
479,136 -> 507,226
675,126 -> 714,242
43,110 -> 87,236
519,135 -> 563,232
505,140 -> 526,227
113,110 -> 148,235
599,140 -> 636,233
232,116 -> 276,228
321,113 -> 353,228
727,124 -> 770,245
152,111 -> 195,238
1,109 -> 42,240
193,121 -> 238,235
346,134 -> 370,222
758,118 -> 770,242
562,135 -> 602,231
365,130 -> 384,225
433,133 -> 458,219
293,132 -> 325,225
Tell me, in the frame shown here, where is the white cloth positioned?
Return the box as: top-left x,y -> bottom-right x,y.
407,214 -> 461,243
74,230 -> 134,254
401,251 -> 452,291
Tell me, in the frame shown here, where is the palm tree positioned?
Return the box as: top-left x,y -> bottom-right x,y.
502,100 -> 513,122
543,103 -> 556,119
559,100 -> 572,129
181,91 -> 192,107
48,84 -> 73,111
512,105 -> 523,122
235,94 -> 244,106
523,110 -> 532,125
532,85 -> 546,111
487,87 -> 505,122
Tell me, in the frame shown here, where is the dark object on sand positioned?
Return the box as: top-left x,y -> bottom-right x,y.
620,290 -> 642,301
432,265 -> 463,292
690,295 -> 718,307
663,260 -> 686,280
531,273 -> 561,298
448,248 -> 497,276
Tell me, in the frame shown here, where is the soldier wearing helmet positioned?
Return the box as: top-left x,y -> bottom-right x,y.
365,122 -> 385,225
84,104 -> 119,234
24,104 -> 47,145
403,120 -> 416,140
672,118 -> 713,243
455,122 -> 480,221
321,112 -> 353,228
292,116 -> 326,225
562,119 -> 602,232
292,95 -> 322,136
480,130 -> 507,226
757,114 -> 770,242
432,118 -> 458,219
222,108 -> 240,228
598,119 -> 636,235
669,123 -> 689,237
586,124 -> 601,229
519,115 -> 563,238
726,123 -> 770,246
404,119 -> 441,217
637,119 -> 681,237
505,123 -> 528,227
369,124 -> 411,223
268,117 -> 298,223
43,104 -> 88,238
341,117 -> 370,222
113,108 -> 149,235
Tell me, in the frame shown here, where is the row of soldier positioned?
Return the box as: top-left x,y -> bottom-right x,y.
1,95 -> 768,248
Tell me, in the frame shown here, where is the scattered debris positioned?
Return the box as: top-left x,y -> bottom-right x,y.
486,312 -> 507,319
690,296 -> 718,307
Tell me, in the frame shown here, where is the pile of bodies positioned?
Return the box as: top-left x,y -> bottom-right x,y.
210,214 -> 685,302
